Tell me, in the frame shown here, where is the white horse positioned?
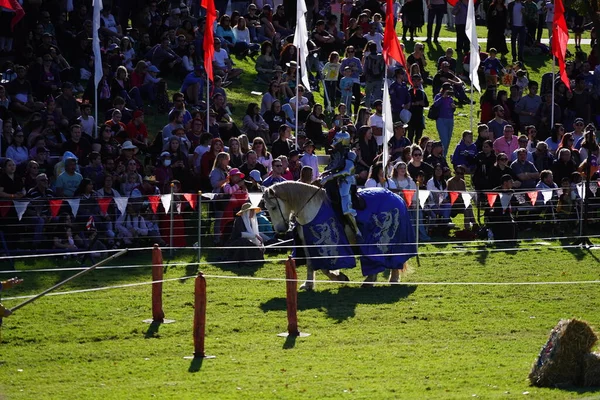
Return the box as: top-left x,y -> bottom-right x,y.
263,181 -> 410,289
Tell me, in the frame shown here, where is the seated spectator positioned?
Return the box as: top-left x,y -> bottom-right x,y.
255,42 -> 278,84
300,140 -> 319,181
55,157 -> 83,197
510,135 -> 533,163
365,162 -> 396,189
263,100 -> 290,141
485,174 -> 518,246
228,137 -> 244,169
493,124 -> 518,157
81,152 -> 104,185
532,141 -> 554,172
130,175 -> 161,199
446,164 -> 476,230
222,168 -> 247,195
536,169 -> 559,203
55,82 -> 80,124
305,104 -> 328,145
126,110 -> 149,151
451,130 -> 477,172
212,38 -> 243,80
239,150 -> 267,180
25,173 -> 55,247
93,124 -> 121,160
23,161 -> 41,191
62,124 -> 93,165
213,93 -> 241,142
425,163 -> 452,229
355,126 -> 379,181
116,203 -> 167,247
232,17 -> 260,56
242,102 -> 270,143
472,140 -> 496,191
510,148 -> 540,189
262,157 -> 286,187
271,125 -> 295,159
110,66 -> 143,111
119,159 -> 142,196
116,141 -> 142,173
260,80 -> 281,115
287,151 -> 302,181
77,102 -> 95,137
489,152 -> 521,189
425,141 -> 449,172
105,96 -> 134,126
105,109 -> 128,143
5,129 -> 28,166
95,174 -> 121,244
180,66 -> 205,107
163,135 -> 192,189
252,137 -> 273,173
551,148 -> 578,184
7,65 -> 44,113
145,35 -> 182,75
224,202 -> 265,267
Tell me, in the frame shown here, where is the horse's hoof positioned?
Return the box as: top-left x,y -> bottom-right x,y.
388,278 -> 399,283
299,283 -> 314,291
361,274 -> 377,288
337,272 -> 350,282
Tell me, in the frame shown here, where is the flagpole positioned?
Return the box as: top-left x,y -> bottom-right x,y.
295,48 -> 300,149
206,79 -> 210,133
551,55 -> 555,127
469,84 -> 474,133
382,65 -> 388,168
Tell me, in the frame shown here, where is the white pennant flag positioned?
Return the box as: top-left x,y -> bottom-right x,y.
590,182 -> 598,196
381,76 -> 394,167
13,200 -> 30,221
67,198 -> 80,218
576,182 -> 585,199
92,0 -> 103,90
418,190 -> 430,209
461,192 -> 472,209
249,192 -> 262,207
161,194 -> 172,214
500,193 -> 512,211
465,0 -> 480,92
541,190 -> 553,204
114,197 -> 128,215
293,0 -> 311,91
202,193 -> 217,200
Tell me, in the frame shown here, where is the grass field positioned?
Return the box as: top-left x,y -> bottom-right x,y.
1,26 -> 599,400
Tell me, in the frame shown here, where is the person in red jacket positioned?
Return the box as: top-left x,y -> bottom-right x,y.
125,110 -> 149,152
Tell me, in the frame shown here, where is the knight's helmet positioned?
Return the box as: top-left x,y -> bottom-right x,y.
331,130 -> 351,148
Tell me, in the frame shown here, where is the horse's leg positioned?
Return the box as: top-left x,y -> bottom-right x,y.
299,264 -> 316,291
320,269 -> 350,282
388,269 -> 400,283
361,273 -> 378,287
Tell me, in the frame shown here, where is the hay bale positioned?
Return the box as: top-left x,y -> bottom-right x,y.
529,319 -> 598,387
583,352 -> 600,387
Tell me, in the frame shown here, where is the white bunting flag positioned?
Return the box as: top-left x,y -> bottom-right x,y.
13,200 -> 30,221
461,192 -> 472,209
465,0 -> 480,92
576,182 -> 585,200
66,198 -> 80,218
249,192 -> 262,207
418,190 -> 430,209
500,193 -> 512,211
92,0 -> 103,90
114,197 -> 128,215
293,0 -> 311,90
381,76 -> 394,167
177,202 -> 182,214
161,194 -> 172,214
541,190 -> 553,204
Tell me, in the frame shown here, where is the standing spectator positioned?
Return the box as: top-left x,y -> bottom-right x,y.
432,83 -> 456,157
77,103 -> 95,138
363,42 -> 385,108
452,0 -> 469,54
425,0 -> 448,42
339,46 -> 363,115
487,105 -> 510,139
487,0 -> 509,55
514,81 -> 541,132
508,0 -> 526,62
408,74 -> 429,143
322,51 -> 341,110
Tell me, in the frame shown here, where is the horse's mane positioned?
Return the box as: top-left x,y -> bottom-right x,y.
267,181 -> 328,211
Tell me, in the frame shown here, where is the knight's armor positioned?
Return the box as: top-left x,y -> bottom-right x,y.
320,131 -> 362,238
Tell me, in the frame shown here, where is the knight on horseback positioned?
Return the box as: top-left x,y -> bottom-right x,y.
319,130 -> 363,239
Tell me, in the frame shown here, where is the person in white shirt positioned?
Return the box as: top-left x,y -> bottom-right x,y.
77,103 -> 96,138
299,140 -> 319,180
365,162 -> 398,189
363,23 -> 384,53
367,99 -> 385,146
212,38 -> 243,80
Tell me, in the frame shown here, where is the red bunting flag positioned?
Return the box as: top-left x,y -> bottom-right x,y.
402,189 -> 415,208
202,0 -> 217,82
0,201 -> 11,218
486,193 -> 498,208
551,0 -> 570,91
49,199 -> 63,218
183,193 -> 197,210
0,0 -> 25,31
527,191 -> 538,206
449,191 -> 459,206
98,197 -> 112,216
383,0 -> 412,87
86,216 -> 95,230
148,195 -> 160,214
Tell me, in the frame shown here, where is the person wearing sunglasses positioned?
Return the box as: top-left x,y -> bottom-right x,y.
261,157 -> 287,188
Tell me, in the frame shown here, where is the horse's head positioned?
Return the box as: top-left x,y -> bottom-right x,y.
262,185 -> 292,233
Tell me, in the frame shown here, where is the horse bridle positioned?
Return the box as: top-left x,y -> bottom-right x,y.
264,186 -> 321,228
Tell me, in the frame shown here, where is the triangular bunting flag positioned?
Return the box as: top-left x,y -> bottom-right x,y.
114,197 -> 128,215
66,198 -> 80,218
0,201 -> 11,218
500,193 -> 512,211
161,194 -> 172,214
177,202 -> 182,214
576,182 -> 585,199
449,191 -> 459,206
527,191 -> 538,206
86,216 -> 95,230
98,197 -> 112,216
183,193 -> 197,210
590,183 -> 598,196
249,192 -> 262,207
541,190 -> 553,204
461,193 -> 472,209
148,195 -> 160,214
202,193 -> 217,200
13,200 -> 30,221
418,190 -> 430,209
49,199 -> 63,218
486,193 -> 498,208
402,189 -> 415,208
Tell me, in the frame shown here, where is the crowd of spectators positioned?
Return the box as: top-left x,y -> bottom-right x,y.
0,0 -> 599,256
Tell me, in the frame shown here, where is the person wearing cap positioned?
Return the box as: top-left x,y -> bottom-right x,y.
125,110 -> 149,151
407,74 -> 429,143
568,117 -> 586,149
223,168 -> 247,195
300,140 -> 319,180
388,122 -> 412,163
243,169 -> 263,193
433,61 -> 471,104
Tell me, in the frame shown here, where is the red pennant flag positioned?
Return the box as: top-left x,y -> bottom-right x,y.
551,0 -> 570,91
402,189 -> 415,207
0,0 -> 25,31
447,0 -> 458,5
86,216 -> 95,230
183,193 -> 197,210
383,0 -> 413,87
449,191 -> 459,206
98,197 -> 112,216
0,201 -> 11,218
148,195 -> 160,214
527,191 -> 538,206
202,0 -> 217,82
486,193 -> 498,208
49,199 -> 63,218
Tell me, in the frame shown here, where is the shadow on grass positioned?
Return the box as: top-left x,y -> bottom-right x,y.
260,284 -> 417,322
144,321 -> 161,339
188,357 -> 204,373
283,335 -> 297,350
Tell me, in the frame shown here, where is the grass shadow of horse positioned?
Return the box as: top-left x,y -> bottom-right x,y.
259,285 -> 418,323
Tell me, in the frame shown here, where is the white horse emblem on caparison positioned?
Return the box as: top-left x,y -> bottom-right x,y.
371,209 -> 400,253
308,217 -> 340,267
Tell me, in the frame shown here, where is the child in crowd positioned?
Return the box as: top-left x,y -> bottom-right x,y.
339,67 -> 354,115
